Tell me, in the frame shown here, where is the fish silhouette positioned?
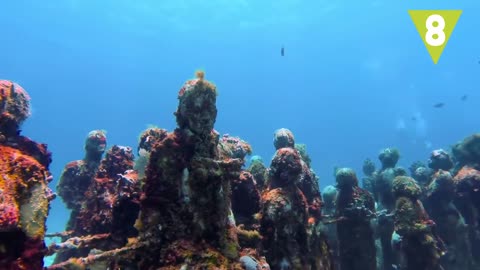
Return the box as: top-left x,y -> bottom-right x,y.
433,103 -> 445,108
281,46 -> 284,56
461,95 -> 468,101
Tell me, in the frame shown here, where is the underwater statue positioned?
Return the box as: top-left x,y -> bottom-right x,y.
134,127 -> 168,179
321,185 -> 340,270
409,160 -> 432,187
374,148 -> 406,270
52,144 -> 142,269
56,130 -> 106,214
54,129 -> 108,263
451,134 -> 480,268
247,155 -> 269,191
393,176 -> 445,270
231,171 -> 260,227
362,158 -> 377,196
272,128 -> 323,223
134,71 -> 247,269
424,169 -> 472,270
0,80 -> 54,270
218,134 -> 263,246
428,149 -> 454,173
334,168 -> 376,270
260,147 -> 333,270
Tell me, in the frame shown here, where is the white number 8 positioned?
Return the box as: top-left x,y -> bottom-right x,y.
425,14 -> 446,46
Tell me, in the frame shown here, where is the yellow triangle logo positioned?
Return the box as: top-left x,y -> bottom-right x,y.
408,10 -> 462,64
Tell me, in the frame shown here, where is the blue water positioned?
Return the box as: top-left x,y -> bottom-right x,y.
1,0 -> 479,251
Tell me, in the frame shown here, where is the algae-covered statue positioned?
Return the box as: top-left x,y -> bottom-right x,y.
0,80 -> 55,270
393,176 -> 445,270
335,168 -> 376,270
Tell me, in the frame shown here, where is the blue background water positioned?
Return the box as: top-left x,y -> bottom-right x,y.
0,0 -> 479,255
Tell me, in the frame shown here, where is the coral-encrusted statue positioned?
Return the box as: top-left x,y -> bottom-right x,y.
218,134 -> 252,161
451,133 -> 480,173
393,176 -> 445,270
409,161 -> 432,187
259,147 -> 309,269
374,147 -> 406,270
321,185 -> 340,269
335,168 -> 376,270
273,128 -> 295,150
218,134 -> 262,246
56,130 -> 106,215
453,165 -> 480,266
134,127 -> 168,179
0,80 -> 54,270
424,170 -> 472,270
54,129 -> 107,263
135,71 -> 244,268
428,149 -> 454,172
362,158 -> 376,195
451,133 -> 480,266
232,170 -> 262,246
260,147 -> 333,269
0,80 -> 30,137
376,148 -> 405,212
53,145 -> 141,268
272,128 -> 323,223
231,170 -> 260,227
247,155 -> 268,191
77,146 -> 139,241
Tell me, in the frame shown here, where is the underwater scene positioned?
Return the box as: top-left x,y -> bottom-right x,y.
1,0 -> 480,269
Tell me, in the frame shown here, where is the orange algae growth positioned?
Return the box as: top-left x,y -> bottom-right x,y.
195,69 -> 205,80
178,70 -> 217,98
454,166 -> 480,184
261,188 -> 287,202
194,70 -> 218,95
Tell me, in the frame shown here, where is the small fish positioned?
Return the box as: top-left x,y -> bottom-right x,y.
411,116 -> 417,121
433,102 -> 445,108
281,46 -> 284,56
461,95 -> 468,101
